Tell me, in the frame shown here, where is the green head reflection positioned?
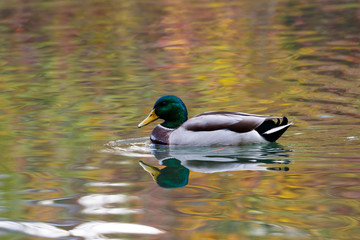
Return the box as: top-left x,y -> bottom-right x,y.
139,158 -> 189,188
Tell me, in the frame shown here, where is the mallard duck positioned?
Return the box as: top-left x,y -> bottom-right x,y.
138,95 -> 292,146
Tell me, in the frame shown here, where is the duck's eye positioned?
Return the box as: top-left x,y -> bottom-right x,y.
160,101 -> 167,106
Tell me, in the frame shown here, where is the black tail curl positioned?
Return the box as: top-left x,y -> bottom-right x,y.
255,117 -> 291,142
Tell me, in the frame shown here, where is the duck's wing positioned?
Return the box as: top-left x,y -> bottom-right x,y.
183,111 -> 280,133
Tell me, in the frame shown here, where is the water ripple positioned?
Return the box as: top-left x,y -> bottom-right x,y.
0,220 -> 164,239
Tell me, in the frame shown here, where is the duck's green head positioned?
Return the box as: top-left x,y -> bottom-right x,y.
138,95 -> 188,129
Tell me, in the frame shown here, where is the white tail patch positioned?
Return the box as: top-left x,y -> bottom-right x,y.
263,123 -> 293,135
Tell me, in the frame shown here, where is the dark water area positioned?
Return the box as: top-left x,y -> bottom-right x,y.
0,0 -> 359,239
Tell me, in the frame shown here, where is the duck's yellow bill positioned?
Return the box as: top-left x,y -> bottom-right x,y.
139,161 -> 160,181
138,109 -> 159,128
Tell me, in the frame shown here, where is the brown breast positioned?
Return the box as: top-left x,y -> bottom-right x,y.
150,125 -> 172,145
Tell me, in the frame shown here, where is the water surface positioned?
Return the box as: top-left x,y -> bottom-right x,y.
0,0 -> 359,239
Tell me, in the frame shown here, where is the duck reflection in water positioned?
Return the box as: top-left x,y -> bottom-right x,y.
140,159 -> 189,188
140,143 -> 291,188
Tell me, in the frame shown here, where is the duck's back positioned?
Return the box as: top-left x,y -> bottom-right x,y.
170,111 -> 271,146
